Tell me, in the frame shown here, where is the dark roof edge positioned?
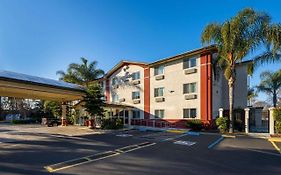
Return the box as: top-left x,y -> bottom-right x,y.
149,45 -> 217,66
0,77 -> 86,93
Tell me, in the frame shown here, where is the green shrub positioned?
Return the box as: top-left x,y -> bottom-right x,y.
216,117 -> 229,133
273,108 -> 281,121
186,119 -> 203,131
11,119 -> 36,124
101,118 -> 123,129
273,108 -> 281,133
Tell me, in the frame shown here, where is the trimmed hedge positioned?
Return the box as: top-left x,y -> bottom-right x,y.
11,119 -> 36,124
273,108 -> 281,134
186,119 -> 203,131
101,118 -> 123,129
215,117 -> 229,133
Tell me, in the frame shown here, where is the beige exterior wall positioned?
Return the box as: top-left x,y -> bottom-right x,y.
149,55 -> 201,120
212,63 -> 248,118
107,64 -> 145,119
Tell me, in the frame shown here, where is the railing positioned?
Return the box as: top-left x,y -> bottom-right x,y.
130,119 -> 185,128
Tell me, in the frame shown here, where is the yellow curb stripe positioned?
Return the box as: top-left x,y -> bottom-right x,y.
44,152 -> 120,172
166,130 -> 187,134
222,135 -> 236,138
269,141 -> 281,154
44,142 -> 156,172
268,138 -> 281,142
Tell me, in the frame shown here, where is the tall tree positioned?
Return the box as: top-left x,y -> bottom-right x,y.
56,57 -> 105,87
256,70 -> 281,107
201,8 -> 281,133
83,83 -> 105,117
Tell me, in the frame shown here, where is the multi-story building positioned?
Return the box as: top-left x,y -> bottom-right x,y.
101,45 -> 249,128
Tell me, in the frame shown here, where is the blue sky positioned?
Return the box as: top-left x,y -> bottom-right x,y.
0,0 -> 280,100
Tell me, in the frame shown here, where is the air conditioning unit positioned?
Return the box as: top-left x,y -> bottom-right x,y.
155,97 -> 165,102
113,84 -> 119,89
133,99 -> 141,104
132,80 -> 141,85
185,94 -> 197,100
155,74 -> 165,80
119,98 -> 126,102
184,68 -> 197,75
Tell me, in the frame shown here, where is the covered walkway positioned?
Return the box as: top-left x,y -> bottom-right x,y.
0,70 -> 86,125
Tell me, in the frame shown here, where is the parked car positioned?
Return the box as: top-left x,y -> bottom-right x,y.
41,118 -> 61,127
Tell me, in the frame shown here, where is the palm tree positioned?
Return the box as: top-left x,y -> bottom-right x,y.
201,8 -> 280,133
57,57 -> 105,87
256,70 -> 281,107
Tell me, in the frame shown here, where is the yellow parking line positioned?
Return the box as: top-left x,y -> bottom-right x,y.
269,141 -> 281,154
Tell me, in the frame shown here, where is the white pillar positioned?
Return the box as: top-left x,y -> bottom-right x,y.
244,108 -> 250,134
61,102 -> 67,126
269,107 -> 275,135
128,110 -> 133,126
219,108 -> 224,118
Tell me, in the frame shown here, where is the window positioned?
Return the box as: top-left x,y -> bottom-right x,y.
112,77 -> 118,86
132,91 -> 140,100
112,94 -> 119,103
183,83 -> 197,94
154,65 -> 164,75
132,71 -> 140,80
154,87 -> 164,97
155,110 -> 164,119
133,110 -> 141,119
183,108 -> 197,118
183,57 -> 197,69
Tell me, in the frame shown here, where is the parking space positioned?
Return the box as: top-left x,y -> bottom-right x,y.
1,126 -> 281,175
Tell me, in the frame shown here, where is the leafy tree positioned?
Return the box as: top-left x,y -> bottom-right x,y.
256,70 -> 281,107
56,57 -> 104,87
43,101 -> 62,118
201,8 -> 281,133
83,83 -> 105,118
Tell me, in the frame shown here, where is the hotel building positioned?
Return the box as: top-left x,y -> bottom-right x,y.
100,45 -> 248,128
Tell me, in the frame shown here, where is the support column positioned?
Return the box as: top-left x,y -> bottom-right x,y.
128,109 -> 133,126
61,102 -> 67,126
269,107 -> 275,135
219,108 -> 224,118
244,108 -> 250,134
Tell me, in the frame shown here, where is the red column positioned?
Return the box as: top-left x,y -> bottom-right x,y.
144,67 -> 150,119
106,79 -> 110,103
200,53 -> 212,122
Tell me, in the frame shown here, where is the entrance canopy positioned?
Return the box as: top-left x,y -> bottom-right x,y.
0,70 -> 86,101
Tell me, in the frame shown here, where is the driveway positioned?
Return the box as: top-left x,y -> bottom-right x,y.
0,125 -> 280,175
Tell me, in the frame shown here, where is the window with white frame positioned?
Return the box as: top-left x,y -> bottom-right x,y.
183,83 -> 197,94
183,108 -> 197,118
132,71 -> 140,80
132,91 -> 140,100
112,77 -> 118,86
183,57 -> 197,69
155,109 -> 164,119
154,65 -> 164,75
112,94 -> 119,103
132,110 -> 141,119
154,87 -> 164,97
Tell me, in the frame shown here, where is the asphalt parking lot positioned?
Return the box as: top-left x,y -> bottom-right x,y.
0,125 -> 281,175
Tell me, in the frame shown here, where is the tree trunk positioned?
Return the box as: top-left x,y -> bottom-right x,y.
273,90 -> 277,107
228,77 -> 235,133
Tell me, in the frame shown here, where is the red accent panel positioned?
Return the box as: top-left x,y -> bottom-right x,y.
144,67 -> 150,119
106,79 -> 110,103
200,53 -> 212,122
